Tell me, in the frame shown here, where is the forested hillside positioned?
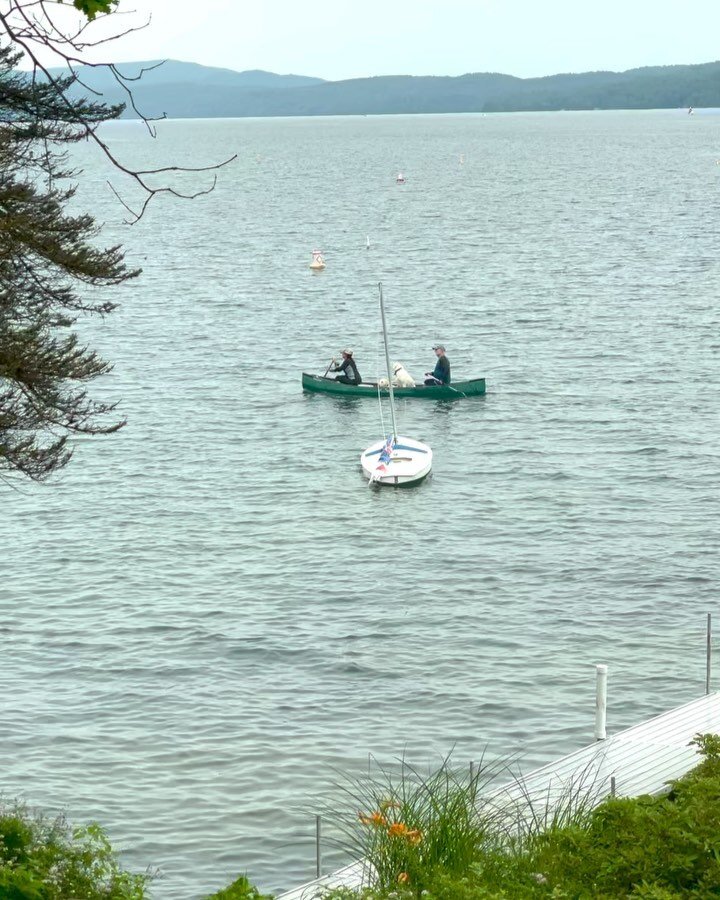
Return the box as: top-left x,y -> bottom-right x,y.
49,59 -> 720,117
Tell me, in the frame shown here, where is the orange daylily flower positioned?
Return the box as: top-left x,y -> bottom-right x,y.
405,828 -> 423,845
387,821 -> 409,838
358,810 -> 387,827
398,871 -> 410,884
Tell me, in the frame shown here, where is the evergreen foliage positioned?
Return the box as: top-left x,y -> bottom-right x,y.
0,44 -> 138,481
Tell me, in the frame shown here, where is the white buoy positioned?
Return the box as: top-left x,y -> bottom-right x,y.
396,172 -> 405,184
366,235 -> 370,250
309,249 -> 326,271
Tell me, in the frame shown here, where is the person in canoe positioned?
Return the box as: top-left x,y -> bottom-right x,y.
424,344 -> 451,386
331,348 -> 362,385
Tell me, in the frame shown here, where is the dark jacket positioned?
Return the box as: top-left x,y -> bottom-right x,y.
334,357 -> 362,384
432,355 -> 451,384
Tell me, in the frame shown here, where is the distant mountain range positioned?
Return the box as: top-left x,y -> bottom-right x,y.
50,59 -> 720,118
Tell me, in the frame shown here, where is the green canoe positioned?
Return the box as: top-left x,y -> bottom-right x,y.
301,372 -> 486,400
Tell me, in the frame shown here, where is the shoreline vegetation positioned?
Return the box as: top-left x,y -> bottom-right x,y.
3,734 -> 719,899
51,59 -> 720,120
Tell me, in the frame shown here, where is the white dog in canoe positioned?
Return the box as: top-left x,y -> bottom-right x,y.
378,362 -> 416,389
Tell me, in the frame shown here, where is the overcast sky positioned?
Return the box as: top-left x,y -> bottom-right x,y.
84,0 -> 719,80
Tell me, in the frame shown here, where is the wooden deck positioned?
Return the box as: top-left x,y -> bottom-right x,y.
277,692 -> 720,899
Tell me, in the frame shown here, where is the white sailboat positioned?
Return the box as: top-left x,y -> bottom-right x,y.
360,284 -> 433,487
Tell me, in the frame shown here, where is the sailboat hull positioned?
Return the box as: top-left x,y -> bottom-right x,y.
360,436 -> 433,486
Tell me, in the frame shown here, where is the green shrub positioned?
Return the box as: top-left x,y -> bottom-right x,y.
0,801 -> 148,899
518,733 -> 720,897
205,873 -> 274,899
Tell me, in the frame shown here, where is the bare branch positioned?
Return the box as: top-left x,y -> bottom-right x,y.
0,0 -> 236,221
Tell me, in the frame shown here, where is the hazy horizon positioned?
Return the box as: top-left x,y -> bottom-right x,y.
32,0 -> 720,83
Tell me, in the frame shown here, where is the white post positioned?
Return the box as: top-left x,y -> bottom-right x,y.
706,613 -> 712,695
595,664 -> 608,741
315,814 -> 321,878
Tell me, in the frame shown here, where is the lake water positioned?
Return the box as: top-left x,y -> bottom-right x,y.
2,110 -> 719,897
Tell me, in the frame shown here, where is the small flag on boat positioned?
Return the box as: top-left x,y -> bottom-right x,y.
380,435 -> 394,461
370,436 -> 395,483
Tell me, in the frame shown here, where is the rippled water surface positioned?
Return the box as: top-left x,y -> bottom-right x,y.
2,111 -> 720,897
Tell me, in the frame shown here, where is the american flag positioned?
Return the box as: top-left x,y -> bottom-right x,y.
370,436 -> 395,483
379,435 -> 394,461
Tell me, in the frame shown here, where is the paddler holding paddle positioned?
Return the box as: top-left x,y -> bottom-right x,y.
424,344 -> 451,386
328,348 -> 362,386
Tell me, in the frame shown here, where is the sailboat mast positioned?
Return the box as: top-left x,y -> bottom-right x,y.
378,282 -> 398,441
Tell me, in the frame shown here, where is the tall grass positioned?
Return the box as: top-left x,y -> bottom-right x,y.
489,752 -> 610,853
319,736 -> 720,898
321,753 -> 514,892
317,747 -> 615,896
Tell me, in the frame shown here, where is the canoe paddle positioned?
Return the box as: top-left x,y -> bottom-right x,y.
322,357 -> 336,377
425,377 -> 466,398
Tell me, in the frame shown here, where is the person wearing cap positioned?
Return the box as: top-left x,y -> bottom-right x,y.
424,345 -> 451,386
331,348 -> 362,386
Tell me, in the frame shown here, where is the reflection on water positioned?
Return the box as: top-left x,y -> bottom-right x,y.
329,395 -> 367,414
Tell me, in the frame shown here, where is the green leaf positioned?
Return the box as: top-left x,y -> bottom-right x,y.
61,0 -> 118,21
